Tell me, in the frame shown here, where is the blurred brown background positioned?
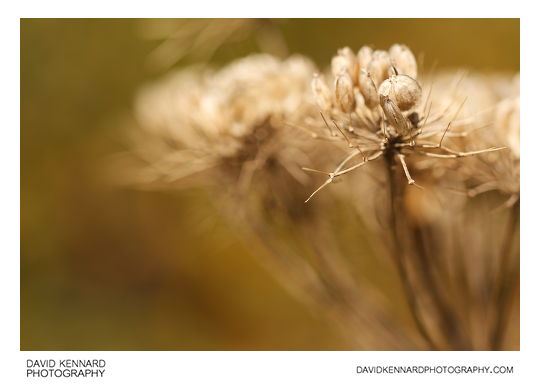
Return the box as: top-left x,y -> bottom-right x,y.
21,19 -> 519,350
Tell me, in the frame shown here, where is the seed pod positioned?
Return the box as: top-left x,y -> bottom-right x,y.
331,47 -> 358,83
378,74 -> 422,111
334,70 -> 356,113
367,50 -> 391,86
389,44 -> 418,79
311,73 -> 333,112
380,95 -> 409,136
358,69 -> 379,109
357,46 -> 373,70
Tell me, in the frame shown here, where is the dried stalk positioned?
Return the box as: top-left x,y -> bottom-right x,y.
384,151 -> 438,350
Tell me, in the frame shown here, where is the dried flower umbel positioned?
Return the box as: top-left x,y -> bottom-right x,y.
127,42 -> 519,350
302,44 -> 518,350
305,44 -> 505,203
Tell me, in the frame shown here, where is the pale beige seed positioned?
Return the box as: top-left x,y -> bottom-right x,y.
357,46 -> 373,70
332,55 -> 349,76
334,70 -> 356,113
389,44 -> 418,79
332,46 -> 358,83
378,74 -> 422,111
368,50 -> 391,86
358,69 -> 379,109
311,73 -> 333,112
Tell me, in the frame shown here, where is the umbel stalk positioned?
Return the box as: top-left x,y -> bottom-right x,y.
384,150 -> 470,350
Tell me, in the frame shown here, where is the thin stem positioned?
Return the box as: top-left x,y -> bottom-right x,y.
384,152 -> 438,350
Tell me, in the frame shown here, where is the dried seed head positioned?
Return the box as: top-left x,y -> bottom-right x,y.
311,73 -> 333,112
367,50 -> 391,86
334,70 -> 356,113
389,44 -> 418,79
380,95 -> 410,136
134,54 -> 316,162
495,97 -> 520,158
378,74 -> 422,111
331,47 -> 358,82
357,46 -> 373,70
358,69 -> 379,109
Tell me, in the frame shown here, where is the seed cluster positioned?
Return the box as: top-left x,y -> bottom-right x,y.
304,44 -> 507,202
312,44 -> 421,126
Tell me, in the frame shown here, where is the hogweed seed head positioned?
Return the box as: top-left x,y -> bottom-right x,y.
304,43 -> 514,205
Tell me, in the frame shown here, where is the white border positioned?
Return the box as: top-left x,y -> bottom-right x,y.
4,1 -> 539,383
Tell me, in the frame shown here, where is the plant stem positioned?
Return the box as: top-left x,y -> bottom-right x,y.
384,151 -> 438,350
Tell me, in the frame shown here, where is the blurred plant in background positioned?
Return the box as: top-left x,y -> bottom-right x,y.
21,19 -> 519,351
139,19 -> 289,71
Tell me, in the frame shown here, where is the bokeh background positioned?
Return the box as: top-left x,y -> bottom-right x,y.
21,19 -> 519,350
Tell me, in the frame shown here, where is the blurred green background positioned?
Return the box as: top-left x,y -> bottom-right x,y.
21,19 -> 519,350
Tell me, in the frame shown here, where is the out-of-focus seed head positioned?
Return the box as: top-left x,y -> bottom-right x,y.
357,46 -> 373,70
311,73 -> 333,112
368,50 -> 391,86
378,74 -> 422,111
380,95 -> 410,136
332,47 -> 358,83
495,97 -> 520,158
389,44 -> 418,79
334,70 -> 356,113
358,69 -> 379,109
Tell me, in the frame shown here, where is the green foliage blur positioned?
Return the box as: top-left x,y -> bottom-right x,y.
21,19 -> 519,350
